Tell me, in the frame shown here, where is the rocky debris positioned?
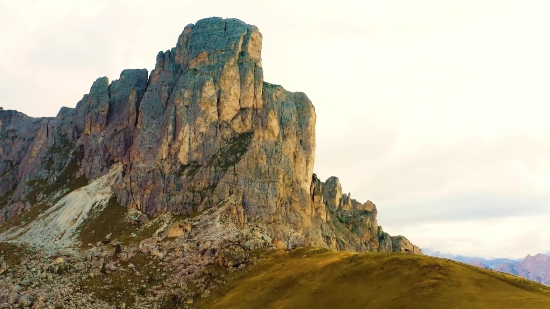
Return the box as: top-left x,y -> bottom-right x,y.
53,257 -> 65,265
166,221 -> 192,238
0,257 -> 8,275
0,192 -> 274,308
127,208 -> 150,226
0,164 -> 123,251
139,237 -> 159,254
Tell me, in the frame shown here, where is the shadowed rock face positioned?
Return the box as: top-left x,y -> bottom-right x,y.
0,17 -> 420,253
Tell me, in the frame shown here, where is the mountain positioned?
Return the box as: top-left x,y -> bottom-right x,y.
494,253 -> 550,285
425,249 -> 550,285
0,17 -> 422,307
0,17 -> 420,254
424,249 -> 520,268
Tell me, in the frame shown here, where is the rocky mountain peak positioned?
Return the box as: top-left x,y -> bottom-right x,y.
0,17 -> 419,255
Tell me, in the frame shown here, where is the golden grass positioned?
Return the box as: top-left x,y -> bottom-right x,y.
196,247 -> 550,309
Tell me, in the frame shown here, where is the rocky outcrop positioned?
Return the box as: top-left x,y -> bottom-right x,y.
390,235 -> 423,254
0,17 -> 420,254
311,174 -> 422,254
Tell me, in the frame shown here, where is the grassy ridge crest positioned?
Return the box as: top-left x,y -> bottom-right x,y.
197,248 -> 550,309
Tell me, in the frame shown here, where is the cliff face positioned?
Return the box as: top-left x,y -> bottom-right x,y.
0,17 -> 419,254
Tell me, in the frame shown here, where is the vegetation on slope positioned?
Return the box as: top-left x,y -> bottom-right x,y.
77,196 -> 164,247
26,144 -> 87,205
0,242 -> 34,267
196,247 -> 550,309
0,144 -> 87,234
0,203 -> 51,236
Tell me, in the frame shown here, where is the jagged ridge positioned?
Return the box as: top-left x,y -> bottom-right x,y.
0,17 -> 419,254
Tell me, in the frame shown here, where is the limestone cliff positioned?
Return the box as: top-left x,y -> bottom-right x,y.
0,17 -> 420,254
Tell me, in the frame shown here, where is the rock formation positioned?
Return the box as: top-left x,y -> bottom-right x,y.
0,17 -> 420,254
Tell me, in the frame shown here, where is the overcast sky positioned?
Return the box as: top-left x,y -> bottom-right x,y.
1,0 -> 549,258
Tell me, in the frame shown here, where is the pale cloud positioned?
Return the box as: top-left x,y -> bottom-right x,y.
395,214 -> 550,259
381,193 -> 550,224
318,134 -> 550,201
1,0 -> 550,258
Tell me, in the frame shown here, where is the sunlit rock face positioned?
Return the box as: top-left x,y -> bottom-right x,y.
0,17 -> 420,254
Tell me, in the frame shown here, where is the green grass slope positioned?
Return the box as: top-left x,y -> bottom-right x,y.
196,248 -> 550,309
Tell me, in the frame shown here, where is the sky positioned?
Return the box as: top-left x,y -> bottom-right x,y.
1,0 -> 549,258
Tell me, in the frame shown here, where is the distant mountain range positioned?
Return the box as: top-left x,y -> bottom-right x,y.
423,249 -> 520,267
425,249 -> 550,285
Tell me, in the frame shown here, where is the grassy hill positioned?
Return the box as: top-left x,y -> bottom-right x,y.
196,247 -> 550,309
